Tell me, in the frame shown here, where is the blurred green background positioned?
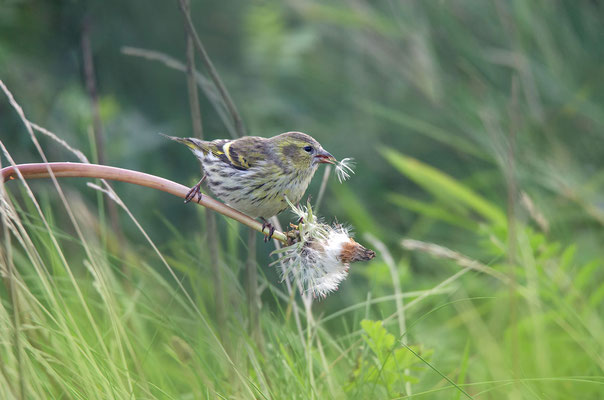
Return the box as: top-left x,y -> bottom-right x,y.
1,1 -> 604,399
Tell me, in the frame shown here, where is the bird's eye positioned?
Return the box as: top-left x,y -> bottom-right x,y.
303,146 -> 313,153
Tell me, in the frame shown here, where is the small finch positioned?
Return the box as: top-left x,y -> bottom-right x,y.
164,132 -> 336,239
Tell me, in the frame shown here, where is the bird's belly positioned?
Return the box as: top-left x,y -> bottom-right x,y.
201,159 -> 314,219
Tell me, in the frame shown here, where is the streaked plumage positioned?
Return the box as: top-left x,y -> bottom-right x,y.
165,132 -> 335,220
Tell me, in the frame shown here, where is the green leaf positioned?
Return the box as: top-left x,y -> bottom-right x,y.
388,193 -> 478,229
331,184 -> 380,234
361,319 -> 394,360
356,320 -> 431,395
364,101 -> 490,161
382,148 -> 507,227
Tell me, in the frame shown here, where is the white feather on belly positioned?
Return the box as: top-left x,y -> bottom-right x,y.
196,152 -> 317,219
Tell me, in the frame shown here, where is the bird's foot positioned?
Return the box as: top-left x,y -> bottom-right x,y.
184,175 -> 206,204
287,223 -> 301,245
261,218 -> 276,242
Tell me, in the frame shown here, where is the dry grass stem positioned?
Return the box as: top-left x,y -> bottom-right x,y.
1,162 -> 287,243
120,46 -> 237,139
176,0 -> 246,137
182,0 -> 226,337
401,239 -> 512,285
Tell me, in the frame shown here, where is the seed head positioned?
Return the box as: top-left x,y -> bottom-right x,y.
273,199 -> 375,298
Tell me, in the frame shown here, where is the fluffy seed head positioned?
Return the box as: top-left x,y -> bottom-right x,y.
273,199 -> 375,298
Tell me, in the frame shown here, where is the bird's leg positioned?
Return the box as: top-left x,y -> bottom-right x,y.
184,174 -> 206,204
261,217 -> 276,242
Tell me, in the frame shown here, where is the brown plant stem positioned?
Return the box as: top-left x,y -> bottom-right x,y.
183,0 -> 226,338
81,18 -> 104,167
176,0 -> 246,137
246,228 -> 260,343
1,162 -> 287,243
120,47 -> 237,139
81,17 -> 126,275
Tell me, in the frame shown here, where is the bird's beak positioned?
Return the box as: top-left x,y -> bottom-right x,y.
314,149 -> 337,165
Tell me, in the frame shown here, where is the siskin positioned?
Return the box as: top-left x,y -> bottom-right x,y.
164,132 -> 336,239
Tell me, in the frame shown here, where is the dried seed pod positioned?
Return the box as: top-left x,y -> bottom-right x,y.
273,200 -> 375,298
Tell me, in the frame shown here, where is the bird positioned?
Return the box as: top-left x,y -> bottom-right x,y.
164,132 -> 336,240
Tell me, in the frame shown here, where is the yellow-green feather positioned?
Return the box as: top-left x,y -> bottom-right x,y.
166,131 -> 327,219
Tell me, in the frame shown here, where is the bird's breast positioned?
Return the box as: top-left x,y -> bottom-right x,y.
199,156 -> 317,219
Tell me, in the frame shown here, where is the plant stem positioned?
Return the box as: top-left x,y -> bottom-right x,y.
176,0 -> 246,137
120,46 -> 238,139
81,16 -> 126,276
183,0 -> 226,338
1,162 -> 287,243
246,228 -> 261,343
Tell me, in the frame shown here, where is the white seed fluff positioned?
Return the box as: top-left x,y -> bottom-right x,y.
273,200 -> 359,298
334,158 -> 355,183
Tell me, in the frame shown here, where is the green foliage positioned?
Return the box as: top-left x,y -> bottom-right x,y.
382,148 -> 506,228
2,0 -> 604,399
346,319 -> 432,397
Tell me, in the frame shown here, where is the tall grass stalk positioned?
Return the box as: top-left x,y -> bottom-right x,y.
182,0 -> 226,338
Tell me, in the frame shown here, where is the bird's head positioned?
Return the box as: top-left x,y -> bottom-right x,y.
272,132 -> 336,171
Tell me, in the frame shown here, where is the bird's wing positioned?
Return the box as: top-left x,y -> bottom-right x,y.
207,136 -> 267,171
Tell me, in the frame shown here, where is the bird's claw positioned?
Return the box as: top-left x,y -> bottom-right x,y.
184,175 -> 206,204
261,219 -> 275,242
184,185 -> 201,203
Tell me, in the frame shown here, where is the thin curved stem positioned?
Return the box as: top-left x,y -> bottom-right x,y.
1,162 -> 287,243
177,0 -> 246,137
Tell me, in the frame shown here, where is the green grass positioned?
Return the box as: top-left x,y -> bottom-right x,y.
1,154 -> 603,399
2,0 -> 604,398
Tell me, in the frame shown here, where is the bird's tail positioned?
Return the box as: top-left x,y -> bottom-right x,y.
160,133 -> 206,152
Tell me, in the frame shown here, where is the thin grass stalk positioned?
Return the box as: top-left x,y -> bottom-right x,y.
2,157 -> 285,387
81,17 -> 126,278
176,0 -> 246,137
0,149 -> 113,398
174,3 -> 270,353
246,228 -> 261,344
25,119 -> 205,387
314,165 -> 331,215
506,75 -> 520,384
1,162 -> 287,243
183,0 -> 226,338
205,211 -> 225,328
8,252 -> 26,400
303,295 -> 316,397
269,219 -> 306,348
120,46 -> 237,139
80,18 -> 104,166
271,217 -> 317,387
0,160 -> 25,399
184,11 -> 204,141
451,288 -> 515,399
84,176 -> 256,395
366,234 -> 411,396
1,81 -> 134,394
